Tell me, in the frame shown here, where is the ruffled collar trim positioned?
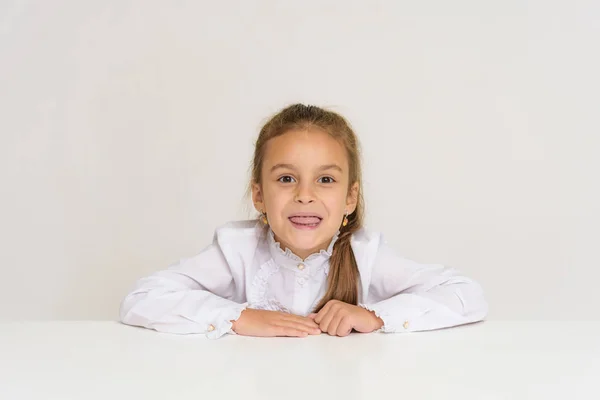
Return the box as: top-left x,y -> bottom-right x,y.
266,226 -> 340,263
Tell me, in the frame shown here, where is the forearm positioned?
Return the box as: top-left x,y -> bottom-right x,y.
120,276 -> 247,338
361,281 -> 488,333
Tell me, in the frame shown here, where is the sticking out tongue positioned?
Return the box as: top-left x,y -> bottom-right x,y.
289,216 -> 321,225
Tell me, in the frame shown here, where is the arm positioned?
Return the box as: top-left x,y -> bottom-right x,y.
119,237 -> 247,339
360,238 -> 488,333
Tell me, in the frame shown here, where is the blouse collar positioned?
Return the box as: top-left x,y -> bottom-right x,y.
266,226 -> 340,270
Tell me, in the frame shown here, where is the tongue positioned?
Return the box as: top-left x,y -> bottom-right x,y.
290,216 -> 321,225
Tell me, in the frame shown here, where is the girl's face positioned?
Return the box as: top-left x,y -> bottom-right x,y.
252,128 -> 358,260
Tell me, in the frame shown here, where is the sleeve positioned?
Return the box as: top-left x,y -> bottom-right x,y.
119,235 -> 248,339
359,237 -> 488,333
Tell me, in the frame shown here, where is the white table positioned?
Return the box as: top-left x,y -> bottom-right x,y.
0,321 -> 598,399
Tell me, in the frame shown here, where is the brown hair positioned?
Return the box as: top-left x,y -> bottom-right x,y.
249,104 -> 365,312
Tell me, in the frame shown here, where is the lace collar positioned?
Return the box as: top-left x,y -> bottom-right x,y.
266,226 -> 340,268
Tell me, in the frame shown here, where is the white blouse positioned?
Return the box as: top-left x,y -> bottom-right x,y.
120,220 -> 488,339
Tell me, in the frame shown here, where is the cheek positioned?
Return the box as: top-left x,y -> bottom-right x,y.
262,183 -> 279,201
322,189 -> 347,213
263,185 -> 288,210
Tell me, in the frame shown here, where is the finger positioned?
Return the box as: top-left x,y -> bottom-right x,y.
279,321 -> 321,335
285,315 -> 319,329
275,326 -> 309,337
317,309 -> 335,332
314,312 -> 323,324
327,313 -> 345,336
314,302 -> 333,324
316,299 -> 341,326
336,317 -> 353,337
308,313 -> 317,320
284,314 -> 320,330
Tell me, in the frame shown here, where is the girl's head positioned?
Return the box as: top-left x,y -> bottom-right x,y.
250,104 -> 364,311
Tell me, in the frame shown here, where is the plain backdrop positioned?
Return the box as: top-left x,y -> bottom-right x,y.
1,0 -> 598,321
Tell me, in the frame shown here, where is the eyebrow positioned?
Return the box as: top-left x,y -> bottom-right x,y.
270,163 -> 343,173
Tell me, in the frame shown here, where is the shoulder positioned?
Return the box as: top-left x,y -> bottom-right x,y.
351,227 -> 404,264
351,226 -> 383,250
350,226 -> 384,269
212,220 -> 265,264
215,219 -> 263,237
350,226 -> 385,292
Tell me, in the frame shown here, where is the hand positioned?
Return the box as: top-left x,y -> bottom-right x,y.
231,308 -> 322,337
309,300 -> 384,337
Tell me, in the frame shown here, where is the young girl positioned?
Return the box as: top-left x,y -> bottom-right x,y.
120,104 -> 488,339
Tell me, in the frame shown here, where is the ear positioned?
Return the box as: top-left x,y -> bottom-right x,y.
251,181 -> 265,213
345,181 -> 359,214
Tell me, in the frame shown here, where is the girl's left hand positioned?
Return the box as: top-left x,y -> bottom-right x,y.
309,300 -> 384,337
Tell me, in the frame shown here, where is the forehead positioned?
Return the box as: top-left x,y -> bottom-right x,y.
263,129 -> 348,170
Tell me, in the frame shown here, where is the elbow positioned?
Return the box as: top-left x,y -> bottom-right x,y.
119,295 -> 132,324
119,275 -> 173,328
119,291 -> 150,327
436,273 -> 488,320
119,293 -> 136,325
467,295 -> 488,323
461,281 -> 489,323
441,275 -> 488,323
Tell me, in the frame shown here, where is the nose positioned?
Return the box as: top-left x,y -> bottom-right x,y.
294,183 -> 315,204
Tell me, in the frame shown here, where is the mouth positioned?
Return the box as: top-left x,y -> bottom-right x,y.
288,214 -> 323,230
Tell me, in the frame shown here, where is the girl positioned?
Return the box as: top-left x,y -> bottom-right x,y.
120,104 -> 488,339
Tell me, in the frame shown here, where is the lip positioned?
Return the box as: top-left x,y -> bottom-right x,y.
288,212 -> 323,231
288,212 -> 323,219
288,215 -> 322,231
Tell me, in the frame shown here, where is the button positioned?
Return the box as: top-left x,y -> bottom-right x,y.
297,278 -> 306,285
207,324 -> 215,332
297,263 -> 305,270
403,321 -> 409,330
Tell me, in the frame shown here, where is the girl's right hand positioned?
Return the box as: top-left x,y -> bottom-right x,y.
231,308 -> 322,337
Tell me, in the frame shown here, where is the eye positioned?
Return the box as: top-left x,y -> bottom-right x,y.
278,175 -> 296,183
318,176 -> 336,184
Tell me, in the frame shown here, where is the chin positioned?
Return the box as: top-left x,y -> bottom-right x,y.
285,227 -> 332,250
289,236 -> 322,251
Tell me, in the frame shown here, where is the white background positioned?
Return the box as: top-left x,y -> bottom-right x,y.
1,0 -> 598,321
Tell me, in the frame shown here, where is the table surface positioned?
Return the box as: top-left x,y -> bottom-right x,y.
0,321 -> 598,400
